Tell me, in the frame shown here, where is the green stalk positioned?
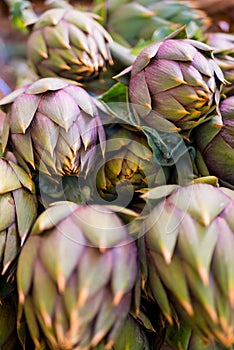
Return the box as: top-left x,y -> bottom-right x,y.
109,41 -> 136,67
4,0 -> 37,31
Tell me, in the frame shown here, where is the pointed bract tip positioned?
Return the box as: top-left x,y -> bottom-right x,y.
38,50 -> 48,59
163,249 -> 172,264
77,287 -> 89,307
181,300 -> 194,316
91,329 -> 106,347
198,265 -> 209,286
99,246 -> 107,253
202,211 -> 211,227
175,77 -> 187,85
229,287 -> 234,308
42,309 -> 52,329
205,304 -> 218,324
19,290 -> 25,305
164,312 -> 173,325
105,340 -> 115,349
113,290 -> 124,306
57,270 -> 66,293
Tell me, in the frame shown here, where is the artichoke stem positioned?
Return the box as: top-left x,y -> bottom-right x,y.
109,41 -> 136,68
4,0 -> 37,30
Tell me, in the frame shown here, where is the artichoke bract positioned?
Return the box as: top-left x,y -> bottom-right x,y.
0,77 -> 106,177
27,8 -> 113,81
129,28 -> 225,133
0,153 -> 37,278
142,184 -> 234,347
17,202 -> 138,350
195,96 -> 234,188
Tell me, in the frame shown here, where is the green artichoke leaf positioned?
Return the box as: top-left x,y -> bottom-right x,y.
141,125 -> 190,166
162,25 -> 188,41
99,82 -> 138,125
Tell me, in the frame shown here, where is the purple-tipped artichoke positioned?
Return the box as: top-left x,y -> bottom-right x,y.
129,28 -> 225,132
27,7 -> 113,81
206,32 -> 234,96
142,183 -> 234,348
0,77 -> 105,177
17,202 -> 138,349
195,96 -> 234,188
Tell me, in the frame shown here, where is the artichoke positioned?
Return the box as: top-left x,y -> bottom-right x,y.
142,183 -> 234,348
107,0 -> 210,46
0,152 -> 37,278
17,202 -> 138,349
195,96 -> 234,188
205,32 -> 234,96
94,126 -> 169,203
128,27 -> 225,133
0,77 -> 106,178
27,7 -> 113,81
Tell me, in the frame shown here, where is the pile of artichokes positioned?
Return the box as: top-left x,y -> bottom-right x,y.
0,0 -> 234,349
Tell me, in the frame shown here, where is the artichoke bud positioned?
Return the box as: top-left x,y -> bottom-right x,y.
143,183 -> 234,347
91,126 -> 169,204
17,203 -> 138,349
0,77 -> 106,178
129,28 -> 226,134
27,7 -> 113,81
